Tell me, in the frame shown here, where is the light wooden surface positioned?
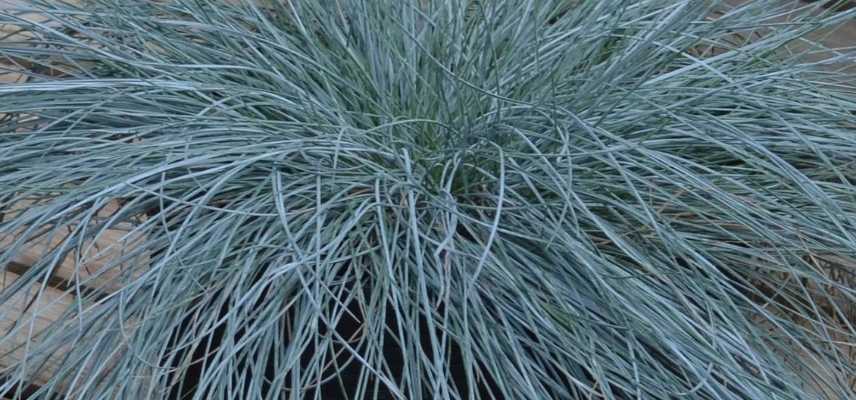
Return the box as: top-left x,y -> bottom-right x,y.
0,269 -> 136,396
724,0 -> 856,79
0,199 -> 149,293
0,270 -> 73,388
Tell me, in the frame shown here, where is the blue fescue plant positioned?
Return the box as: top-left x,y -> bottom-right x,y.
1,1 -> 855,399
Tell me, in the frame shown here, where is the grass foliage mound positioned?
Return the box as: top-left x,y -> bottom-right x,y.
1,1 -> 855,399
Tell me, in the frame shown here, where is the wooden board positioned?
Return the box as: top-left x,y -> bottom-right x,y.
0,269 -> 138,398
0,199 -> 149,293
0,270 -> 74,388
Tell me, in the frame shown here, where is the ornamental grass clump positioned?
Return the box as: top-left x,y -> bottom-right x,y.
1,0 -> 855,399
